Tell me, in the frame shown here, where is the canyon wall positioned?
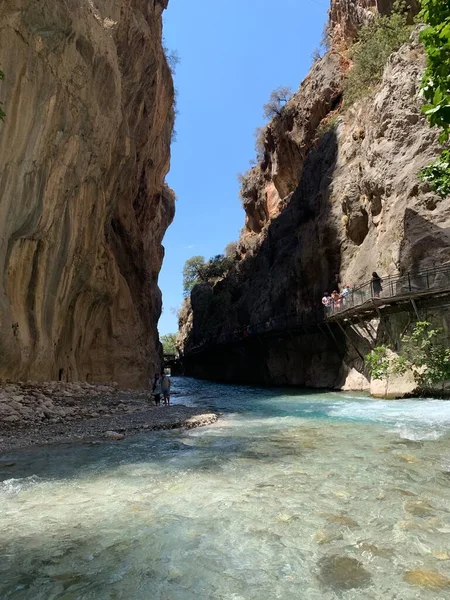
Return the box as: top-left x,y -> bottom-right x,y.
179,0 -> 450,387
0,0 -> 174,387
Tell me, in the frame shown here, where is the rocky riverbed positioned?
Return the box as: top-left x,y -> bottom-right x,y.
0,381 -> 218,451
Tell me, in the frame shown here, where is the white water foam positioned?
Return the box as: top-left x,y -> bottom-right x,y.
328,399 -> 450,440
0,475 -> 41,497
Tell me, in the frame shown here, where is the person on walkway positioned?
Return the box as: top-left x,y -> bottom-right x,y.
341,284 -> 352,306
371,272 -> 383,298
161,372 -> 171,406
322,292 -> 331,310
331,290 -> 341,310
152,373 -> 162,406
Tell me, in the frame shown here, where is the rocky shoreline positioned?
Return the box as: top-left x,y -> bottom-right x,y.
0,382 -> 218,452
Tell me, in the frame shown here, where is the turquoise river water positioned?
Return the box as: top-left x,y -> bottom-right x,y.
1,378 -> 450,599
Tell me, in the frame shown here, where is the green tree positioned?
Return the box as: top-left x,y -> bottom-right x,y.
182,255 -> 205,297
395,321 -> 450,390
161,333 -> 177,355
0,70 -> 5,121
418,0 -> 450,197
420,0 -> 450,140
200,254 -> 233,281
366,322 -> 450,392
365,345 -> 391,380
263,86 -> 293,120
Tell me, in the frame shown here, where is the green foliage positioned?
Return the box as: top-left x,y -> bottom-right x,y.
418,0 -> 450,197
419,0 -> 450,142
365,345 -> 391,380
200,254 -> 233,281
161,333 -> 177,355
263,86 -> 292,120
344,2 -> 411,105
394,321 -> 450,389
419,149 -> 450,197
0,70 -> 5,121
182,256 -> 205,298
182,254 -> 233,298
367,322 -> 450,391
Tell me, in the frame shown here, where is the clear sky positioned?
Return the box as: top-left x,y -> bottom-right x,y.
158,0 -> 329,335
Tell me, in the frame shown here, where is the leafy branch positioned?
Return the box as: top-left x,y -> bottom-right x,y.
418,0 -> 450,197
366,321 -> 450,391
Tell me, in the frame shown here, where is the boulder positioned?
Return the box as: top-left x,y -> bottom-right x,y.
104,431 -> 125,440
341,368 -> 370,391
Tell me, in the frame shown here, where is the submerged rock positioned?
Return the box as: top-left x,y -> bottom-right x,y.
314,530 -> 344,545
404,568 -> 450,589
318,555 -> 372,590
357,542 -> 394,558
405,500 -> 434,517
326,514 -> 359,528
399,453 -> 419,463
432,551 -> 450,561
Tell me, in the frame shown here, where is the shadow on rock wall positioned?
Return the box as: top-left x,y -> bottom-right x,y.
184,128 -> 346,386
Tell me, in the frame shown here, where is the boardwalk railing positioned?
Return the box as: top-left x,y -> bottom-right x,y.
326,264 -> 450,318
184,264 -> 450,355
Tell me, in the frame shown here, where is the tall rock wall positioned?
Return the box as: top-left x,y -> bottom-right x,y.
0,0 -> 175,387
179,2 -> 449,387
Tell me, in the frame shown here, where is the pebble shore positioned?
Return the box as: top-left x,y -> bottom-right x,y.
0,381 -> 218,451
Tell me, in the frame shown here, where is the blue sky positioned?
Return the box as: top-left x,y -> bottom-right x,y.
158,0 -> 329,335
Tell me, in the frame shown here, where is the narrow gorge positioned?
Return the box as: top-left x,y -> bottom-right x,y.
179,0 -> 450,392
0,0 -> 175,388
3,3 -> 450,598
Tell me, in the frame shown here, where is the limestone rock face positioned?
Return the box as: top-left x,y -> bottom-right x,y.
179,20 -> 449,386
329,0 -> 379,43
329,0 -> 419,44
0,0 -> 174,387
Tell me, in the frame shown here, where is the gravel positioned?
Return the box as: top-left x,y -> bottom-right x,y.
0,383 -> 218,452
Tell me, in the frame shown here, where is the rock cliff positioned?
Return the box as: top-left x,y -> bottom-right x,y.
179,1 -> 450,387
0,0 -> 174,387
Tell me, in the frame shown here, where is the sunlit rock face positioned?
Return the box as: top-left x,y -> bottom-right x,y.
329,0 -> 420,43
180,2 -> 448,388
0,0 -> 175,387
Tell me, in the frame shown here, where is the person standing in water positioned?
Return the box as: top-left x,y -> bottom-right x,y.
152,373 -> 162,406
161,372 -> 171,406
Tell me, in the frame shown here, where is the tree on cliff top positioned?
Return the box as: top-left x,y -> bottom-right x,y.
183,256 -> 205,298
182,254 -> 234,297
263,86 -> 293,119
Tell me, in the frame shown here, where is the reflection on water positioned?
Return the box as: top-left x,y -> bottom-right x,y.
1,378 -> 450,599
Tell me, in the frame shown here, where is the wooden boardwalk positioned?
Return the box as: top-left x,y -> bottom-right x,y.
325,265 -> 450,323
182,265 -> 450,356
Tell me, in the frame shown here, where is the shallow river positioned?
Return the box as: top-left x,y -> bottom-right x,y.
1,379 -> 450,599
